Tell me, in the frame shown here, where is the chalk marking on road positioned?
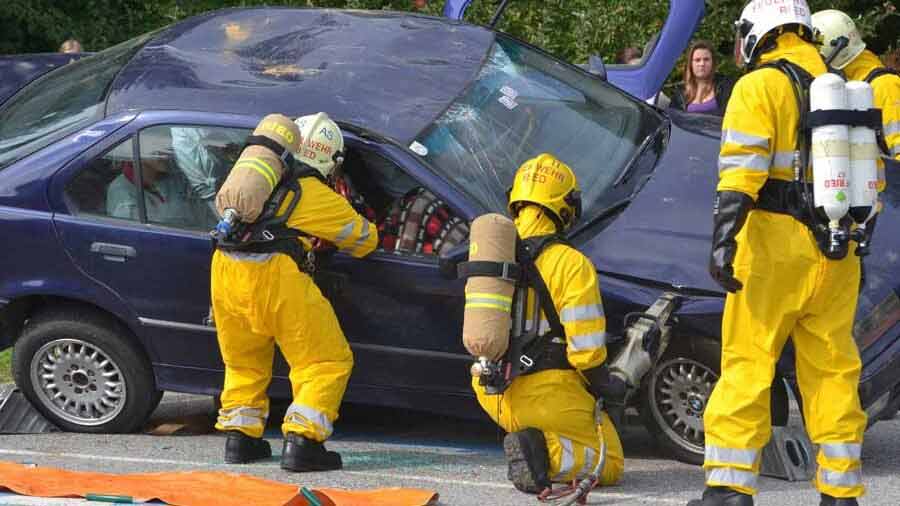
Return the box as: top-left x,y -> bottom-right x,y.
0,449 -> 684,504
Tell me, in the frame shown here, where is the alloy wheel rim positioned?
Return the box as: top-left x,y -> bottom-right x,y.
30,338 -> 127,426
649,357 -> 718,455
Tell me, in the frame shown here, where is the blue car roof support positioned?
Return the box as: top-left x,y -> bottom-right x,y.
443,0 -> 706,101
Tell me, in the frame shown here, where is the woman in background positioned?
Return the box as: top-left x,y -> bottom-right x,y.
671,40 -> 734,116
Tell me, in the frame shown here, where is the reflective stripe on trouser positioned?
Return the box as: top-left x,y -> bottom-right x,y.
212,251 -> 353,440
473,369 -> 624,486
217,406 -> 267,435
703,210 -> 867,497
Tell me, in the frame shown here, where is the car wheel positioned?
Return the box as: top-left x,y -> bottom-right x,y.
13,308 -> 158,433
641,336 -> 720,466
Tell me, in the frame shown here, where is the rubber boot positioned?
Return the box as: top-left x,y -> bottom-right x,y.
224,431 -> 272,464
820,494 -> 859,506
281,433 -> 342,472
503,428 -> 551,494
686,486 -> 754,506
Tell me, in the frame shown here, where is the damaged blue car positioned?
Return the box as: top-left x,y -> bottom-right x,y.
0,5 -> 898,466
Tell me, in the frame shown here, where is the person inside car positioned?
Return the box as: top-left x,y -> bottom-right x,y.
106,128 -> 208,228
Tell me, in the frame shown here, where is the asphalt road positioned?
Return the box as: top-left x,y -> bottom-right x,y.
0,393 -> 898,505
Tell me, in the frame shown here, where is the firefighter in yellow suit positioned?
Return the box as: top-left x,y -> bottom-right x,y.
688,2 -> 867,506
212,113 -> 378,471
473,153 -> 625,494
812,8 -> 900,190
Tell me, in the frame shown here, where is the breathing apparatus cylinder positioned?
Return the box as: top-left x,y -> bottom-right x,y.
846,80 -> 879,226
214,114 -> 302,227
462,213 -> 517,362
810,73 -> 851,251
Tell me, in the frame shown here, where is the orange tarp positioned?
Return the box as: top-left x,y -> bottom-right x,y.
0,462 -> 438,506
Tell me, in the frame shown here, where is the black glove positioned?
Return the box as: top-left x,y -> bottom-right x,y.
582,365 -> 628,427
855,215 -> 877,257
709,191 -> 754,293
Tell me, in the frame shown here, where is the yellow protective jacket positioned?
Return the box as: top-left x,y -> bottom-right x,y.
515,206 -> 607,370
718,33 -> 827,200
282,176 -> 378,258
844,49 -> 900,189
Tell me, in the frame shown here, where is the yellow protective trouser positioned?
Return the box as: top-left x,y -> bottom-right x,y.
703,211 -> 867,498
474,369 -> 624,486
211,251 -> 353,441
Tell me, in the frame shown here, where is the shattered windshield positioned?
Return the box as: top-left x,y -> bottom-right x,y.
413,35 -> 661,217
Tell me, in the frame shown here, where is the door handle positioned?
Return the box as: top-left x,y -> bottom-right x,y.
90,242 -> 137,262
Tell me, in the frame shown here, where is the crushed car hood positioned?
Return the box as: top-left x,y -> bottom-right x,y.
582,112 -> 724,293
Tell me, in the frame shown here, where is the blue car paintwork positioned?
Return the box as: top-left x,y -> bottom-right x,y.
443,0 -> 706,102
0,7 -> 897,427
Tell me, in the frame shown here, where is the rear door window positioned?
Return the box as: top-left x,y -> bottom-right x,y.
66,124 -> 249,232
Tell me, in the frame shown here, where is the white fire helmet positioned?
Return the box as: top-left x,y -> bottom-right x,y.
294,112 -> 345,178
811,10 -> 866,70
734,0 -> 813,67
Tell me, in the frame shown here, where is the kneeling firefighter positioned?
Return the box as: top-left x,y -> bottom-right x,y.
210,112 -> 378,471
688,1 -> 872,505
460,153 -> 625,498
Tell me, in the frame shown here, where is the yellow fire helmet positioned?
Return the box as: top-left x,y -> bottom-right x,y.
294,112 -> 346,178
507,153 -> 582,231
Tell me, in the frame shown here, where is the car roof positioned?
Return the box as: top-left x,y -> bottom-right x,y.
106,8 -> 495,143
0,53 -> 89,106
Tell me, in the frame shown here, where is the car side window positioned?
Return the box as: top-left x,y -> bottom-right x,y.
66,124 -> 249,231
66,137 -> 138,221
136,125 -> 248,231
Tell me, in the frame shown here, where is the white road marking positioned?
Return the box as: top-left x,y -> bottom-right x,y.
0,449 -> 684,504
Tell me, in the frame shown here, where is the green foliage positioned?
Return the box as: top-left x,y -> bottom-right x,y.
0,349 -> 11,385
0,1 -> 897,81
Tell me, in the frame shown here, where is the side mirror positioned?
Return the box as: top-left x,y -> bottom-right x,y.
438,242 -> 469,280
587,55 -> 607,81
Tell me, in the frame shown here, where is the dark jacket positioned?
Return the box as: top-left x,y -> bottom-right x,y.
670,73 -> 735,116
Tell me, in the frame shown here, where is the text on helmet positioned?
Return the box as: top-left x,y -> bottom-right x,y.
748,0 -> 808,17
259,120 -> 295,144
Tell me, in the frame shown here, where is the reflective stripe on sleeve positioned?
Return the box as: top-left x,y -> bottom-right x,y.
334,221 -> 355,244
560,304 -> 604,323
722,129 -> 769,149
885,120 -> 900,137
719,154 -> 771,173
569,331 -> 607,351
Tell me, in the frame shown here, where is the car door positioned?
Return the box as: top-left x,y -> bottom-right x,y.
53,120 -> 249,376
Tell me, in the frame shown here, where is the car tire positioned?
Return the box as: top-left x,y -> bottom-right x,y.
640,337 -> 793,465
641,336 -> 721,466
12,308 -> 158,433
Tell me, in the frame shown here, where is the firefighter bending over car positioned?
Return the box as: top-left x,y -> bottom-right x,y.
210,112 -> 377,471
687,1 -> 887,504
458,153 -> 625,498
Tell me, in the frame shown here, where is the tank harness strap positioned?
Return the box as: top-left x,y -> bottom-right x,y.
457,261 -> 522,282
864,67 -> 899,156
243,134 -> 295,166
864,67 -> 900,85
511,235 -> 572,376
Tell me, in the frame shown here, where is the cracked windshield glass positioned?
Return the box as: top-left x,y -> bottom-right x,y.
414,34 -> 661,218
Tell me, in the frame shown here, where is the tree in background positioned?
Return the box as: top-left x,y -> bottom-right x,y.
1,0 -> 896,84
